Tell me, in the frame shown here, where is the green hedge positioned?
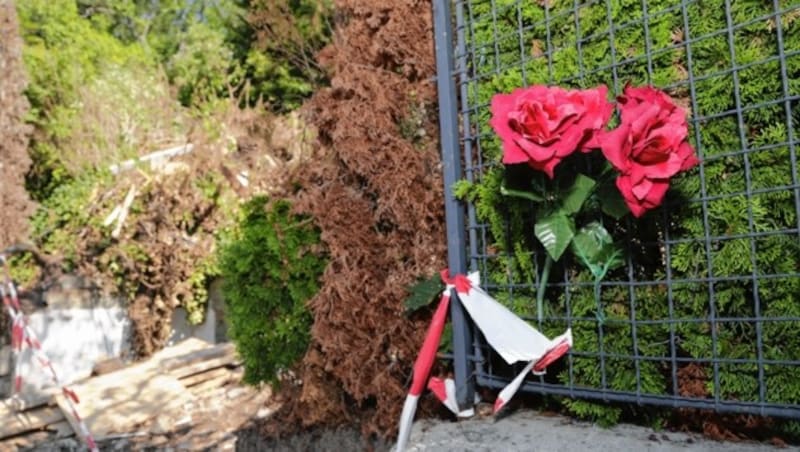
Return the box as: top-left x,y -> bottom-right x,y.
459,0 -> 800,427
218,197 -> 326,384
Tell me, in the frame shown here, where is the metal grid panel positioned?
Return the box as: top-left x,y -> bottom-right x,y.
436,0 -> 800,417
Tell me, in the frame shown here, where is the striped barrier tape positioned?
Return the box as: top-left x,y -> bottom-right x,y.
1,256 -> 98,452
395,270 -> 572,452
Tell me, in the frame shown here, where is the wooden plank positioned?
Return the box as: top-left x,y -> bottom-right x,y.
1,419 -> 77,449
42,420 -> 74,439
181,365 -> 243,390
0,339 -> 244,446
138,337 -> 215,371
0,389 -> 58,416
0,405 -> 64,439
169,355 -> 240,380
55,369 -> 194,440
0,430 -> 52,450
159,342 -> 236,373
179,367 -> 230,388
186,373 -> 233,396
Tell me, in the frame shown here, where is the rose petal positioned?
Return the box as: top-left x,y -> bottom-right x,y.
678,142 -> 700,171
576,85 -> 614,151
616,176 -> 647,217
631,178 -> 654,201
616,175 -> 670,217
491,93 -> 530,165
642,179 -> 670,208
501,145 -> 530,164
600,126 -> 632,172
555,127 -> 585,157
516,137 -> 558,162
536,157 -> 561,179
580,129 -> 601,151
642,151 -> 684,179
553,102 -> 580,131
627,103 -> 662,139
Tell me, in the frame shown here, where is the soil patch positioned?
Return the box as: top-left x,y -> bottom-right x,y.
237,424 -> 390,452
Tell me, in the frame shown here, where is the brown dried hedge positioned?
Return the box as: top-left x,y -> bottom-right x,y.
0,2 -> 35,249
274,0 -> 448,439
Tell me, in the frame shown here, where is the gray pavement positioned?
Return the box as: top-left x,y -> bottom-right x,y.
405,410 -> 796,451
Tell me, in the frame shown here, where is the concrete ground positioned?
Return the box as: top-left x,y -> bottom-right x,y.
405,410 -> 797,452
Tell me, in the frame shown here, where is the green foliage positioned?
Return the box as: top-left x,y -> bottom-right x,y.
404,274 -> 444,313
29,170 -> 113,270
562,399 -> 621,427
7,253 -> 40,289
218,197 -> 326,384
77,0 -> 250,63
462,0 -> 800,426
186,256 -> 222,325
245,0 -> 333,111
18,0 -> 330,201
17,0 -> 154,200
534,212 -> 575,261
76,0 -> 253,107
168,22 -> 238,106
572,222 -> 623,279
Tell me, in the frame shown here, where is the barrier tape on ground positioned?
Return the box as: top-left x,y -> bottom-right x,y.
0,256 -> 98,452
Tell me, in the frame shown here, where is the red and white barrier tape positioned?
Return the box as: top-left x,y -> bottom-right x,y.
1,258 -> 98,452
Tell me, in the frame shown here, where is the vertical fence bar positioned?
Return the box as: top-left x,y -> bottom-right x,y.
433,0 -> 474,411
455,0 -> 486,372
722,0 -> 766,412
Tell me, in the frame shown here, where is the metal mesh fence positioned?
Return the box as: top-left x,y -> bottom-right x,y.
434,0 -> 800,418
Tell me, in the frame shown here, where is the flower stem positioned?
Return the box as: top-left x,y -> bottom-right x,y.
594,277 -> 605,325
536,254 -> 554,324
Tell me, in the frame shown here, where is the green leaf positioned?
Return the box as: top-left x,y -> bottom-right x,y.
572,222 -> 624,278
500,185 -> 544,202
452,179 -> 475,200
404,274 -> 444,313
560,174 -> 596,215
535,213 -> 575,261
596,179 -> 629,219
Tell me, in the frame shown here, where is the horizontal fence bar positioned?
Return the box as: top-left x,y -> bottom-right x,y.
475,271 -> 800,290
476,375 -> 800,419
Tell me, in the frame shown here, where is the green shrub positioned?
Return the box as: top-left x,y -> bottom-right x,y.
218,196 -> 326,384
246,0 -> 333,111
461,0 -> 800,428
76,0 -> 333,110
16,0 -> 168,200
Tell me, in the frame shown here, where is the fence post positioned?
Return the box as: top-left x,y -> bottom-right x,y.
432,0 -> 475,411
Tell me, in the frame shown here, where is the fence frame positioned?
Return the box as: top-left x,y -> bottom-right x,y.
432,0 -> 800,419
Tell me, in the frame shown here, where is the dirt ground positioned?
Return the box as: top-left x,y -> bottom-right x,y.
236,425 -> 391,452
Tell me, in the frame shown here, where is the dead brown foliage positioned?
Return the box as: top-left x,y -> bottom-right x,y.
0,2 -> 35,249
266,0 -> 447,440
674,363 -> 783,443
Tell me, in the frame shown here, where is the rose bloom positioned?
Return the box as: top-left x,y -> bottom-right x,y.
490,85 -> 613,178
601,85 -> 699,217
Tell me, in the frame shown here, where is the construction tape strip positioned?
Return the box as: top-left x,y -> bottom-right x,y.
1,273 -> 99,452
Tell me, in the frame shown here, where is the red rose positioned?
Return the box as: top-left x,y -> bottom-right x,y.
601,85 -> 699,217
490,85 -> 614,178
